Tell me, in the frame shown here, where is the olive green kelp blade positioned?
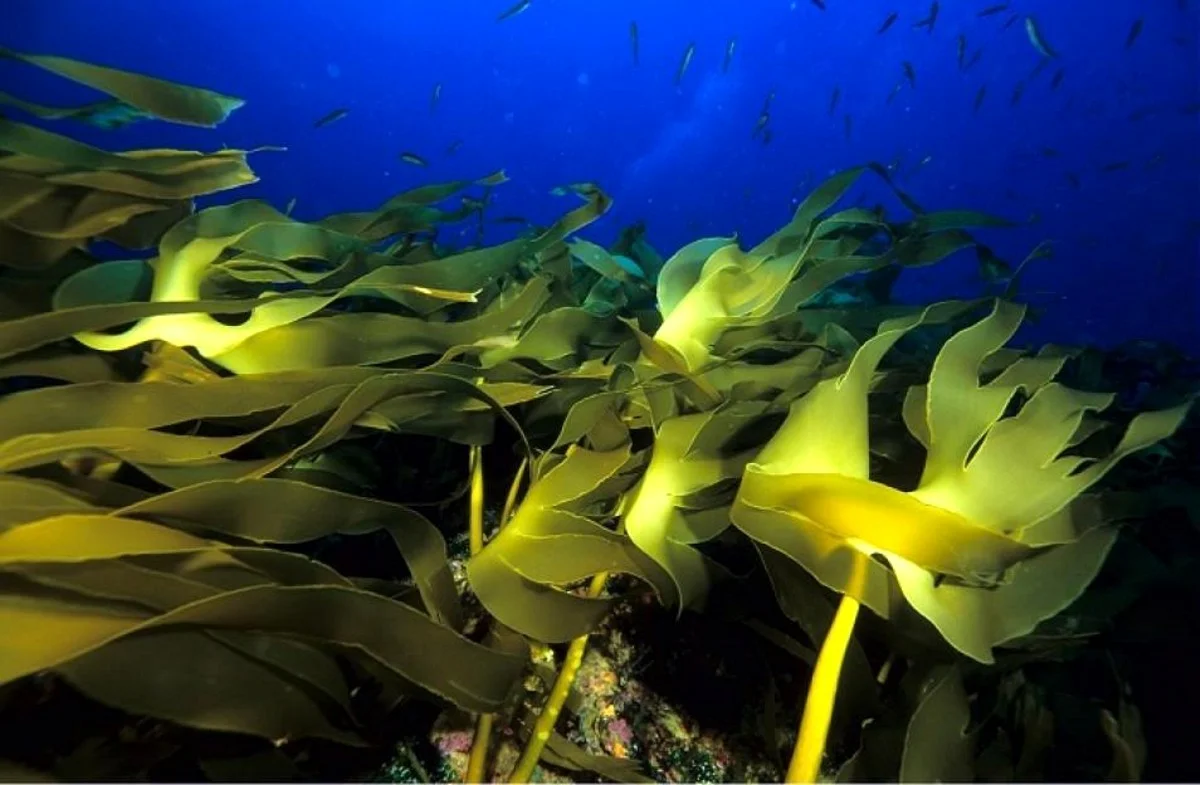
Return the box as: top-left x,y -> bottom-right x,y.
0,48 -> 244,128
0,515 -> 526,714
468,443 -> 672,643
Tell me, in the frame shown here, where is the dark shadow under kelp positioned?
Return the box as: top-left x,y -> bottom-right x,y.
0,48 -> 1198,784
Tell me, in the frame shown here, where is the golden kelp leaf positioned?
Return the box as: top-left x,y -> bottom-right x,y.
209,277 -> 550,373
897,666 -> 974,783
654,236 -> 735,318
479,307 -> 629,371
0,48 -> 244,127
0,581 -> 525,713
527,185 -> 612,255
0,346 -> 122,384
623,405 -> 760,609
892,526 -> 1118,662
117,478 -> 462,629
468,445 -> 670,642
0,366 -> 384,442
0,121 -> 259,198
0,477 -> 102,529
58,629 -> 365,746
4,185 -> 171,240
911,301 -> 1194,531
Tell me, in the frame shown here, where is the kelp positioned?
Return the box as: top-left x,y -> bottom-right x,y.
0,48 -> 244,128
0,53 -> 1190,784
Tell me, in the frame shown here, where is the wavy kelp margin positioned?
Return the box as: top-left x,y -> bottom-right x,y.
0,51 -> 1192,785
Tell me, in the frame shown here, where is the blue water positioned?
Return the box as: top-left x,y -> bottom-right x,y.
8,0 -> 1200,351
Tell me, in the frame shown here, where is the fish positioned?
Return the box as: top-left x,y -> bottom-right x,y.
1040,147 -> 1060,157
811,0 -> 826,9
977,4 -> 1008,16
973,85 -> 987,113
1025,17 -> 1058,58
878,12 -> 898,33
762,127 -> 774,146
430,83 -> 442,113
445,139 -> 464,155
828,85 -> 841,115
887,81 -> 903,104
494,215 -> 531,225
1065,172 -> 1081,188
675,42 -> 696,86
964,49 -> 983,71
497,0 -> 532,21
1011,81 -> 1025,106
843,114 -> 853,140
1050,68 -> 1065,89
902,61 -> 916,88
1002,12 -> 1020,30
723,38 -> 737,72
913,1 -> 939,33
1125,19 -> 1143,49
313,107 -> 349,128
285,197 -> 297,216
629,21 -> 639,66
956,35 -> 967,70
1101,161 -> 1130,172
399,152 -> 428,167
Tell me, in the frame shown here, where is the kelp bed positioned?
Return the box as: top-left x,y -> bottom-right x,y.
1,50 -> 1198,784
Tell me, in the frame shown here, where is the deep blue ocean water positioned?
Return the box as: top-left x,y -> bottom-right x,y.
6,0 -> 1199,351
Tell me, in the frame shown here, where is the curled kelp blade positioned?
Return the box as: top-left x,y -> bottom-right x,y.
116,478 -> 462,629
0,48 -> 244,127
623,405 -> 761,609
468,444 -> 671,643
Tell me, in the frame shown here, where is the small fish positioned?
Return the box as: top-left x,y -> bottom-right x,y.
956,35 -> 967,70
494,215 -> 531,225
430,83 -> 442,113
811,0 -> 826,9
313,107 -> 349,128
1050,68 -> 1065,89
445,139 -> 464,155
399,151 -> 428,167
1002,12 -> 1020,30
964,49 -> 983,71
913,1 -> 939,33
723,37 -> 737,72
1011,81 -> 1025,106
1025,17 -> 1058,58
1125,19 -> 1143,49
1065,171 -> 1081,188
1040,146 -> 1060,157
828,85 -> 841,115
497,0 -> 532,21
629,21 -> 639,66
902,61 -> 916,88
762,127 -> 774,146
973,85 -> 987,113
887,81 -> 903,104
843,114 -> 853,140
1101,161 -> 1130,172
977,4 -> 1008,16
675,42 -> 696,86
878,12 -> 898,33
285,197 -> 297,216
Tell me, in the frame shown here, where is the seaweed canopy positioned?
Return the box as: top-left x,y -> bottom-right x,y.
0,47 -> 1190,785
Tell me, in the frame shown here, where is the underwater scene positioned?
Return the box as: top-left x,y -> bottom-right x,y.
1,0 -> 1198,782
